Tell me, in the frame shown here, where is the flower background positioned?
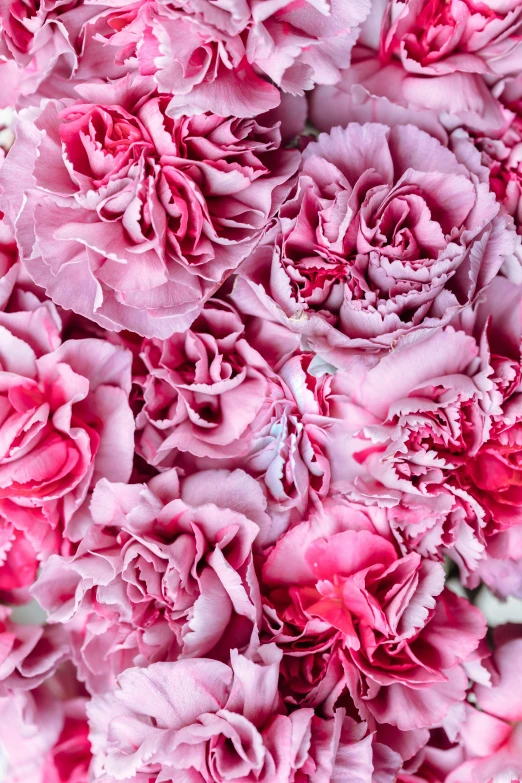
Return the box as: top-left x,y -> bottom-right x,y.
3,0 -> 522,781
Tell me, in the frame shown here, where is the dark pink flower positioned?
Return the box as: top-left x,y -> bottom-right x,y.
0,299 -> 134,599
261,500 -> 486,731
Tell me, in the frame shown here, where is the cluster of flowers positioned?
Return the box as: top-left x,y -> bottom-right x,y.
2,0 -> 522,780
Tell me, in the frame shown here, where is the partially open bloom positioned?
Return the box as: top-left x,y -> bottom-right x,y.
446,627 -> 522,783
260,500 -> 486,731
91,0 -> 371,118
33,468 -> 269,691
237,122 -> 514,367
0,664 -> 91,783
87,645 -> 384,783
0,299 -> 134,599
0,76 -> 299,338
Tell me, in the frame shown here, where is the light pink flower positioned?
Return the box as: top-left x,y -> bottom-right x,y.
236,122 -> 514,367
450,75 -> 522,251
0,608 -> 70,693
0,0 -> 128,102
446,627 -> 522,783
135,298 -> 275,463
260,499 -> 486,731
309,40 -> 511,137
325,322 -> 499,573
321,0 -> 522,135
33,468 -> 269,692
92,0 -> 370,118
0,666 -> 90,783
0,76 -> 299,338
87,645 -> 382,783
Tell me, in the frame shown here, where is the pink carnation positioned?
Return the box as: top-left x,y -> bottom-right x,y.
0,608 -> 70,693
135,297 -> 350,530
33,468 -> 269,692
0,666 -> 91,783
320,0 -> 522,135
236,122 -> 514,367
379,0 -> 522,81
87,645 -> 385,783
0,298 -> 133,597
328,276 -> 522,591
92,0 -> 371,118
135,298 -> 275,463
446,627 -> 522,783
0,76 -> 299,338
454,76 -> 522,248
261,499 -> 486,731
0,0 -> 128,101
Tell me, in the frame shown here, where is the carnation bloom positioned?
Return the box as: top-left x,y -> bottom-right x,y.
236,122 -> 514,366
260,500 -> 486,731
0,666 -> 91,783
446,627 -> 522,783
0,298 -> 133,598
135,298 -> 275,463
379,0 -> 522,80
92,0 -> 371,118
135,296 -> 355,532
0,608 -> 70,693
33,468 -> 269,692
455,75 -> 522,247
468,116 -> 522,234
325,0 -> 522,134
0,0 -> 128,100
87,645 -> 385,783
325,320 -> 501,574
0,76 -> 299,338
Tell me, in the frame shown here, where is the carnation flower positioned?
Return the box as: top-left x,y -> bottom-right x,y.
0,76 -> 299,338
321,0 -> 522,134
0,665 -> 91,783
135,297 -> 355,533
0,298 -> 134,599
379,0 -> 522,81
0,608 -> 70,693
33,468 -> 269,691
87,645 -> 385,783
89,0 -> 371,118
135,298 -> 275,463
446,627 -> 522,783
318,318 -> 499,573
260,501 -> 486,731
236,122 -> 514,367
0,0 -> 128,101
326,275 -> 522,591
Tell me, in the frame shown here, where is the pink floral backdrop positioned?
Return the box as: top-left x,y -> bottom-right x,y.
2,0 -> 522,780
